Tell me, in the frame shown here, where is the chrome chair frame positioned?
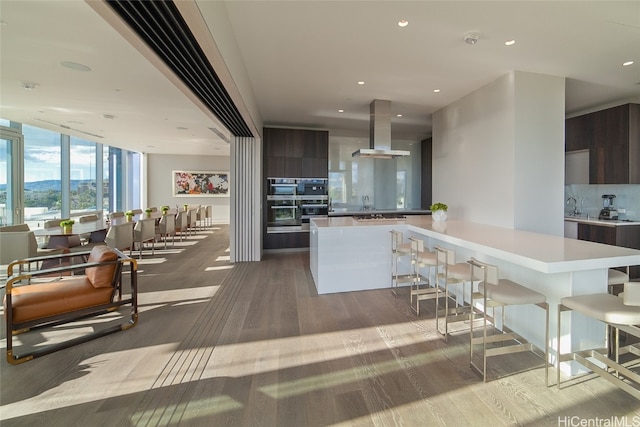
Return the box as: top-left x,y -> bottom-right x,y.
434,245 -> 472,340
389,230 -> 412,297
557,283 -> 640,399
468,258 -> 549,384
408,237 -> 438,316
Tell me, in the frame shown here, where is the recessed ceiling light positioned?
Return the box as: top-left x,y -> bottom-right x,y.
60,61 -> 92,72
505,40 -> 516,46
433,89 -> 441,93
623,61 -> 634,66
396,114 -> 402,117
102,114 -> 116,120
357,81 -> 365,85
338,109 -> 344,113
463,32 -> 480,45
22,81 -> 39,90
177,126 -> 188,130
397,19 -> 408,27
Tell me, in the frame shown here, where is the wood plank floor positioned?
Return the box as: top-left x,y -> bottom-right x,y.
2,225 -> 639,426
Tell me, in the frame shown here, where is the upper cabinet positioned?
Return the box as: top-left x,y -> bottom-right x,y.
565,103 -> 639,184
263,127 -> 329,178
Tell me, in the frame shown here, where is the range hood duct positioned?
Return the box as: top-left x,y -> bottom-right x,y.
352,99 -> 410,159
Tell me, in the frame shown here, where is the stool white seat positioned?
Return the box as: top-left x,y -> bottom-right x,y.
409,237 -> 438,316
434,246 -> 472,340
469,257 -> 549,384
390,230 -> 412,296
557,282 -> 640,399
608,269 -> 630,287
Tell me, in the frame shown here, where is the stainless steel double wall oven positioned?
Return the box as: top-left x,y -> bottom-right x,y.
266,177 -> 328,232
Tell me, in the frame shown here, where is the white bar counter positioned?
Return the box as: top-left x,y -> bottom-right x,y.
310,215 -> 640,370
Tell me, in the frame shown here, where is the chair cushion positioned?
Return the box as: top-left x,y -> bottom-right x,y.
447,262 -> 470,281
608,269 -> 629,286
417,250 -> 437,265
623,282 -> 640,306
561,293 -> 640,325
480,279 -> 546,305
7,277 -> 114,324
86,246 -> 118,288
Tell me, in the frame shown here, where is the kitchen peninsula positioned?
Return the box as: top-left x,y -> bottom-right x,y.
309,215 -> 640,368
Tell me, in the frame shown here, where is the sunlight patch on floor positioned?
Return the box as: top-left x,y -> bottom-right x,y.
205,265 -> 233,271
130,395 -> 243,425
139,286 -> 220,305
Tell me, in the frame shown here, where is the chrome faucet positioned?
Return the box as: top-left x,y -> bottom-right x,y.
566,197 -> 579,216
361,195 -> 370,211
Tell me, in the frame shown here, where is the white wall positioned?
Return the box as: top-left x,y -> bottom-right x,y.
146,153 -> 231,223
432,71 -> 565,236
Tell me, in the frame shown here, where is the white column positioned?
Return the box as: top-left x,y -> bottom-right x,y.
230,136 -> 262,262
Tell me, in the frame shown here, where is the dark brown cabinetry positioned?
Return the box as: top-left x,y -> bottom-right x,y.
263,127 -> 328,178
262,127 -> 329,250
578,223 -> 640,278
565,103 -> 640,184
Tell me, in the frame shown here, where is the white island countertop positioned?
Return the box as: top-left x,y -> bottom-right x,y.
312,215 -> 640,274
310,215 -> 640,367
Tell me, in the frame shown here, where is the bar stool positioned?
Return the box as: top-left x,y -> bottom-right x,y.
408,237 -> 438,316
468,258 -> 549,383
608,267 -> 630,294
607,267 -> 630,354
557,282 -> 640,398
390,230 -> 412,297
434,246 -> 472,340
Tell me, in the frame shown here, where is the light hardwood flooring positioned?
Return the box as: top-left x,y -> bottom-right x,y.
1,225 -> 639,426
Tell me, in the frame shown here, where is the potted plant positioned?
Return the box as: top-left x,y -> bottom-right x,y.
60,219 -> 75,234
161,205 -> 170,215
430,202 -> 448,222
145,208 -> 153,218
125,210 -> 134,222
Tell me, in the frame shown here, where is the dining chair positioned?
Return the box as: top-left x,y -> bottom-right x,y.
205,205 -> 213,227
109,211 -> 125,221
79,214 -> 99,223
156,213 -> 176,249
0,230 -> 65,269
44,219 -> 65,229
105,222 -> 133,256
187,208 -> 198,236
196,205 -> 205,232
175,211 -> 188,241
133,218 -> 156,259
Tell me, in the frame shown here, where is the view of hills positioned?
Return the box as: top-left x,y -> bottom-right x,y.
0,180 -> 95,192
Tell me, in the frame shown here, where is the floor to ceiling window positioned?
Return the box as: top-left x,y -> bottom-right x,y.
0,121 -> 22,226
70,135 -> 99,215
22,124 -> 62,228
1,119 -> 141,228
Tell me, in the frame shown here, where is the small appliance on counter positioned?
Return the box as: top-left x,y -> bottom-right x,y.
598,194 -> 619,220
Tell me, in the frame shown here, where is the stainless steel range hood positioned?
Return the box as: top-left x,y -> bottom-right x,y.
352,99 -> 410,159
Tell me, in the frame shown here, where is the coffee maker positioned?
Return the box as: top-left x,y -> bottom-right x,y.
599,194 -> 618,220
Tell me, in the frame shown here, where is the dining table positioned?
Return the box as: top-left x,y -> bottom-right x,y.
34,219 -> 109,249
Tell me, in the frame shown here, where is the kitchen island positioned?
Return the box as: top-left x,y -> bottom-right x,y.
310,215 -> 640,371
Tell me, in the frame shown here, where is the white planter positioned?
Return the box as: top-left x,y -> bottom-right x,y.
432,210 -> 447,222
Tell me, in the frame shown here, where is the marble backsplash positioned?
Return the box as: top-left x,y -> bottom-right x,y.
565,184 -> 640,220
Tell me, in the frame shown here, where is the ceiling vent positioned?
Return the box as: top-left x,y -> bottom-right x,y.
352,100 -> 410,159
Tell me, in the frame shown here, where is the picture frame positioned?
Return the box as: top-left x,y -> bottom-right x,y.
172,170 -> 230,197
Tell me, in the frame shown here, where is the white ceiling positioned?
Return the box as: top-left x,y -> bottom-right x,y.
1,1 -> 639,155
